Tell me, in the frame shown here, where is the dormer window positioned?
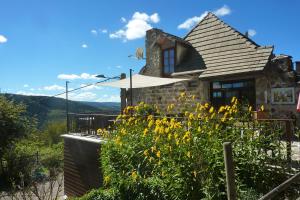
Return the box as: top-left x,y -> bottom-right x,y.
163,48 -> 175,75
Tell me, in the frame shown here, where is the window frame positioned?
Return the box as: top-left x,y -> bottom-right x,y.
162,47 -> 176,76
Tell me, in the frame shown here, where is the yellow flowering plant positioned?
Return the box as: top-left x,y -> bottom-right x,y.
99,94 -> 290,200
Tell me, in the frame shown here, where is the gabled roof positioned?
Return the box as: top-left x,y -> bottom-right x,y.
184,12 -> 273,78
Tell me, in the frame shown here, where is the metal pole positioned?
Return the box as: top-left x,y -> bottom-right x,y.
130,69 -> 133,107
66,81 -> 70,133
223,142 -> 237,200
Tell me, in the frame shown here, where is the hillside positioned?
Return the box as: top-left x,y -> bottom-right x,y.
1,93 -> 120,127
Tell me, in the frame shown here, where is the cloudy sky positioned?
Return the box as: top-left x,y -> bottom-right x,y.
0,0 -> 299,102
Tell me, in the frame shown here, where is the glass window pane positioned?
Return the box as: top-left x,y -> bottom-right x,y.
164,58 -> 169,66
232,82 -> 243,88
169,58 -> 174,65
169,49 -> 174,58
222,83 -> 232,89
164,50 -> 169,58
212,82 -> 221,89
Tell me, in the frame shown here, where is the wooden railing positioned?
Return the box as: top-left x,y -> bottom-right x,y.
68,113 -> 118,135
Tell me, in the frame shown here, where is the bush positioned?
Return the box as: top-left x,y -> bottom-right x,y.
91,94 -> 290,199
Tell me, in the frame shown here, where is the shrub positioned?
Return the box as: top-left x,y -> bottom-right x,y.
96,94 -> 289,200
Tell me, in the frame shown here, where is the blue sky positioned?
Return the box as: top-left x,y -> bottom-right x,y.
0,0 -> 299,102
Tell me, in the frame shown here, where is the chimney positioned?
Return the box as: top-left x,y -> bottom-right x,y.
296,62 -> 300,74
244,31 -> 249,38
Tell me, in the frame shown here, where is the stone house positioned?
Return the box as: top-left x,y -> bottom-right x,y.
133,12 -> 299,118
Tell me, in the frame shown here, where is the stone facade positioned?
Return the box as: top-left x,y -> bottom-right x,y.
132,16 -> 300,119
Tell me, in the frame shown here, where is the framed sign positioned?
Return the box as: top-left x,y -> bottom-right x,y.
271,87 -> 295,104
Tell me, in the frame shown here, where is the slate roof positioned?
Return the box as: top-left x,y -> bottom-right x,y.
183,12 -> 274,79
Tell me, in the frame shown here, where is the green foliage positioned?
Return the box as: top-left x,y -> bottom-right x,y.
41,121 -> 66,146
0,96 -> 35,159
2,93 -> 120,127
74,188 -> 121,200
91,94 -> 292,200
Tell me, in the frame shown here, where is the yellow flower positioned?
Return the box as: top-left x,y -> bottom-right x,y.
143,149 -> 149,157
215,124 -> 219,130
104,175 -> 111,185
184,111 -> 189,117
131,170 -> 138,181
260,105 -> 264,111
204,103 -> 209,108
180,92 -> 186,98
193,170 -> 197,177
151,146 -> 156,152
155,136 -> 160,142
209,106 -> 214,113
156,150 -> 161,158
165,127 -> 170,134
231,97 -> 237,104
143,128 -> 148,136
187,151 -> 191,158
189,113 -> 194,120
197,126 -> 201,132
147,115 -> 153,121
168,133 -> 172,141
148,120 -> 154,128
218,106 -> 225,113
115,136 -> 122,146
120,128 -> 126,135
192,95 -> 196,100
248,106 -> 252,112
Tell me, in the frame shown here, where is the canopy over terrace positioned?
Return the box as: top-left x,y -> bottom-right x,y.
96,74 -> 189,89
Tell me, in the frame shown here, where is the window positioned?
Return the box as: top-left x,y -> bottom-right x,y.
163,48 -> 175,75
210,79 -> 255,108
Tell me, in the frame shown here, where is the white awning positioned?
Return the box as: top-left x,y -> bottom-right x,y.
97,74 -> 189,89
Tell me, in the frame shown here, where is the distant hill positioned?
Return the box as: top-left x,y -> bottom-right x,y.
1,93 -> 120,127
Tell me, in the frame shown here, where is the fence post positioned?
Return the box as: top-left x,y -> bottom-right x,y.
223,142 -> 237,200
285,120 -> 292,163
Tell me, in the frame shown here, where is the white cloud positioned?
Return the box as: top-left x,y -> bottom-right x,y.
214,5 -> 231,16
69,92 -> 97,101
23,84 -> 29,88
57,73 -> 100,80
110,12 -> 160,41
91,29 -> 98,35
99,28 -> 108,33
96,94 -> 120,102
248,29 -> 257,37
80,84 -> 103,91
30,88 -> 35,91
81,43 -> 88,48
178,12 -> 208,30
0,35 -> 7,43
116,65 -> 122,69
178,5 -> 231,30
121,17 -> 126,23
44,84 -> 65,91
16,91 -> 48,96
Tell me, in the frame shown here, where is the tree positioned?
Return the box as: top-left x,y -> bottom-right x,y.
0,96 -> 35,160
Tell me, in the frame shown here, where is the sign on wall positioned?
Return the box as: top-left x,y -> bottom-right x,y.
271,87 -> 295,104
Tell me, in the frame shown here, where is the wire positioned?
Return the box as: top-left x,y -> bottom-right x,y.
1,77 -> 116,103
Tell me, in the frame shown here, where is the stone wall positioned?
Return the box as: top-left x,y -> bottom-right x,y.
256,55 -> 299,119
132,79 -> 209,112
134,28 -> 300,119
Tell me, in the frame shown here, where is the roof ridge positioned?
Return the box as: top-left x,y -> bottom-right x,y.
183,12 -> 211,40
183,12 -> 264,48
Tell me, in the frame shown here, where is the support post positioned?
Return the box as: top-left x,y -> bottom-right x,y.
286,120 -> 292,163
66,81 -> 70,133
120,73 -> 127,113
223,142 -> 237,200
129,69 -> 133,107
